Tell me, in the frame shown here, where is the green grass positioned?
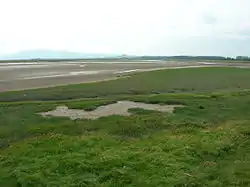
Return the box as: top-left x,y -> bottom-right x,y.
1,67 -> 250,186
1,92 -> 250,186
1,67 -> 250,102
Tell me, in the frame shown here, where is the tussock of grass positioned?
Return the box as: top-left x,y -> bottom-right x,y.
0,121 -> 250,186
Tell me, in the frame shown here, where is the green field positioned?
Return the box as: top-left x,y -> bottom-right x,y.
1,67 -> 250,186
1,67 -> 250,102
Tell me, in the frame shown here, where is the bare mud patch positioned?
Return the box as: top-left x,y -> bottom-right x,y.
39,101 -> 183,120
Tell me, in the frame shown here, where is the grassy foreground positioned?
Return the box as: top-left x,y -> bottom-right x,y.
1,67 -> 250,186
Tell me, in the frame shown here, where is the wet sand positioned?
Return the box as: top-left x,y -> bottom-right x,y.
1,61 -> 250,92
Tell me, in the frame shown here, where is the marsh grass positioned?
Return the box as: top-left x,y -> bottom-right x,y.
1,67 -> 250,102
1,67 -> 250,186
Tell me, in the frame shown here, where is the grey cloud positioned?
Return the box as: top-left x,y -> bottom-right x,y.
201,13 -> 217,24
237,29 -> 250,37
224,29 -> 250,38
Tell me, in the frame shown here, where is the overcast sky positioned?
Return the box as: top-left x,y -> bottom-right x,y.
0,0 -> 250,56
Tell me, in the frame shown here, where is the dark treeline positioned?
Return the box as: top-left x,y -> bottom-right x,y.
130,56 -> 249,61
131,56 -> 232,60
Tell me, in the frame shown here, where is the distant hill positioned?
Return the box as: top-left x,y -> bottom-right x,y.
1,51 -> 248,62
0,50 -> 120,60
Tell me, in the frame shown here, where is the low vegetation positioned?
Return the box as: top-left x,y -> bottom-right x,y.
1,67 -> 250,102
1,67 -> 250,186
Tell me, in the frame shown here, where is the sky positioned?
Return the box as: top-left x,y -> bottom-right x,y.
0,0 -> 250,57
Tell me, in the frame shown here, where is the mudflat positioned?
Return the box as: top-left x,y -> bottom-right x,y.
1,61 -> 250,92
39,101 -> 183,120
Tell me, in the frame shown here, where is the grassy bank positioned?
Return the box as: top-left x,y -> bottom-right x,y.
1,67 -> 250,102
1,67 -> 250,186
1,91 -> 250,186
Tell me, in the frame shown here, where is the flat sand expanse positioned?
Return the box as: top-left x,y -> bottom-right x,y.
1,61 -> 250,92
